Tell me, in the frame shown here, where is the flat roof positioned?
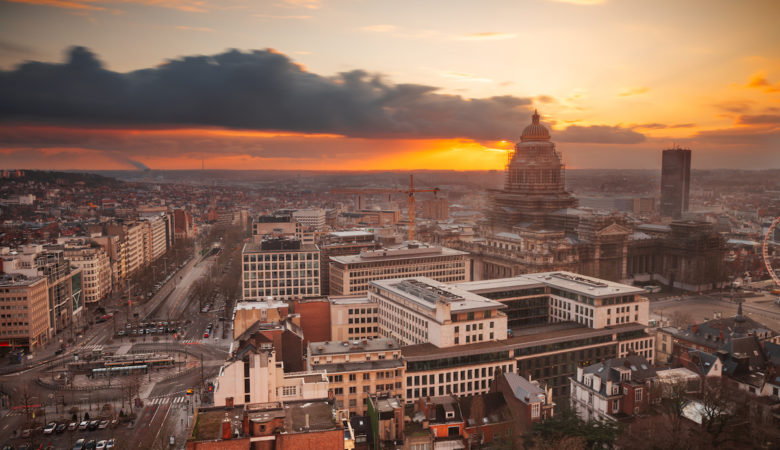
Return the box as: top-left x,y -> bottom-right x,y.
329,231 -> 374,238
328,295 -> 372,305
235,300 -> 289,311
244,241 -> 318,253
308,337 -> 400,355
283,400 -> 340,432
315,359 -> 404,373
331,243 -> 466,264
456,271 -> 646,298
371,277 -> 506,314
402,323 -> 645,360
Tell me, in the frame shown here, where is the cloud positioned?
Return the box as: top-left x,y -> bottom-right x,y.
689,127 -> 780,146
253,14 -> 312,20
7,0 -> 210,13
556,125 -> 646,144
736,114 -> 780,125
442,71 -> 493,83
618,87 -> 649,97
175,26 -> 215,32
548,0 -> 606,5
713,100 -> 753,114
0,46 -> 541,141
281,0 -> 319,9
632,123 -> 696,129
745,71 -> 780,93
535,95 -> 556,104
458,32 -> 517,41
0,40 -> 38,57
360,24 -> 397,33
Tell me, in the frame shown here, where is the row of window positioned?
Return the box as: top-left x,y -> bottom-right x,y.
244,252 -> 319,262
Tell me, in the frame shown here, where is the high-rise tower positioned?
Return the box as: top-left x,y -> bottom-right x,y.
488,110 -> 577,230
660,148 -> 691,219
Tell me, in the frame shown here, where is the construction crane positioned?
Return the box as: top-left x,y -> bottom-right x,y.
331,174 -> 440,242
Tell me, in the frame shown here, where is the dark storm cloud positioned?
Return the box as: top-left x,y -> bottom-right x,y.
555,125 -> 646,144
0,46 -> 540,140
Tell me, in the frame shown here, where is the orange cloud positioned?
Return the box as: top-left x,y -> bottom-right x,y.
746,71 -> 780,92
7,0 -> 210,13
7,0 -> 106,11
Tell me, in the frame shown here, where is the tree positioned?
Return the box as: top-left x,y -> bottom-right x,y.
531,404 -> 621,450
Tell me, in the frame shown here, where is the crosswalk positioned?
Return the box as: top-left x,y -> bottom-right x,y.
148,395 -> 189,405
180,339 -> 201,344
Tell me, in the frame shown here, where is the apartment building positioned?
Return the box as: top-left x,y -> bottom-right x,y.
329,296 -> 379,342
570,355 -> 656,422
61,238 -> 112,304
143,214 -> 169,262
307,338 -> 405,416
0,274 -> 50,353
329,242 -> 469,296
241,238 -> 321,301
318,231 -> 378,296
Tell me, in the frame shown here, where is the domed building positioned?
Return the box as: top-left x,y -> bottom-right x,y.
488,110 -> 578,230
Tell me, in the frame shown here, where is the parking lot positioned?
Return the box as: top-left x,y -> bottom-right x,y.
4,418 -> 121,450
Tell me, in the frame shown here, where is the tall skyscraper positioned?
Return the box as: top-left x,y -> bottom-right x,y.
660,148 -> 691,219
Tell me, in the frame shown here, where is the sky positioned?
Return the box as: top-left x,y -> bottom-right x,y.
0,0 -> 779,171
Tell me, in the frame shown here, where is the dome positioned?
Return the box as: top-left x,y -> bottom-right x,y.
520,110 -> 550,142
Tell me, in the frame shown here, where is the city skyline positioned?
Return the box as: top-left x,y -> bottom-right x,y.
1,0 -> 779,171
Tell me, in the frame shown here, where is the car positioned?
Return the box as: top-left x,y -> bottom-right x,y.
55,348 -> 65,355
43,422 -> 57,434
73,439 -> 85,450
203,332 -> 209,338
22,428 -> 32,437
117,330 -> 125,336
105,438 -> 115,449
56,423 -> 67,433
110,418 -> 118,427
125,323 -> 131,329
78,421 -> 89,430
98,420 -> 108,429
68,422 -> 78,431
85,440 -> 97,450
88,420 -> 99,430
96,440 -> 107,450
131,329 -> 137,335
158,327 -> 164,333
186,388 -> 194,395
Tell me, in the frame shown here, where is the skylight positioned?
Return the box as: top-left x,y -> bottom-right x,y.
630,365 -> 637,371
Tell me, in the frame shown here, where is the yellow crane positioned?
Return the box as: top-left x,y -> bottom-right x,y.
332,174 -> 440,242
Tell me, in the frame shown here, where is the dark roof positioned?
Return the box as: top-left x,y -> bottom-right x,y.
583,355 -> 656,395
458,393 -> 510,427
686,349 -> 719,376
316,359 -> 403,373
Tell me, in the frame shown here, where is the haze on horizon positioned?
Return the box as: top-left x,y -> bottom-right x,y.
0,0 -> 779,171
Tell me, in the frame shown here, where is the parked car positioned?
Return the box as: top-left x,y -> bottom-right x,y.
73,438 -> 85,450
68,422 -> 78,431
88,420 -> 99,430
96,440 -> 107,450
98,420 -> 109,429
43,422 -> 56,435
85,440 -> 97,450
56,422 -> 67,433
105,438 -> 115,449
78,421 -> 89,430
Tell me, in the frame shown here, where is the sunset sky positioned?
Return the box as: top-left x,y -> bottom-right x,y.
1,0 -> 779,171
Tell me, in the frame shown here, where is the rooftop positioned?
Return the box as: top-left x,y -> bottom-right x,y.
503,372 -> 546,405
328,295 -> 372,305
283,400 -> 340,433
244,240 -> 318,253
372,277 -> 506,314
234,300 -> 289,311
331,242 -> 466,264
308,337 -> 400,356
456,271 -> 646,298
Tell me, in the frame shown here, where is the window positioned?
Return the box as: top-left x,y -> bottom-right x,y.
531,402 -> 540,418
612,399 -> 619,412
282,386 -> 297,396
635,388 -> 642,402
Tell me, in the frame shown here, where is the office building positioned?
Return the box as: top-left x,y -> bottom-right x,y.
241,238 -> 321,301
370,277 -> 508,347
292,208 -> 327,231
329,295 -> 378,342
307,338 -> 405,416
0,273 -> 50,353
660,147 -> 691,219
329,242 -> 469,296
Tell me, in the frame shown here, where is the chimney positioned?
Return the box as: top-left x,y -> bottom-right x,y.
225,397 -> 234,408
305,413 -> 310,430
222,413 -> 232,440
242,411 -> 250,436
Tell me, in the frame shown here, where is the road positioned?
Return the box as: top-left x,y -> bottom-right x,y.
650,292 -> 780,331
0,245 -> 235,449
